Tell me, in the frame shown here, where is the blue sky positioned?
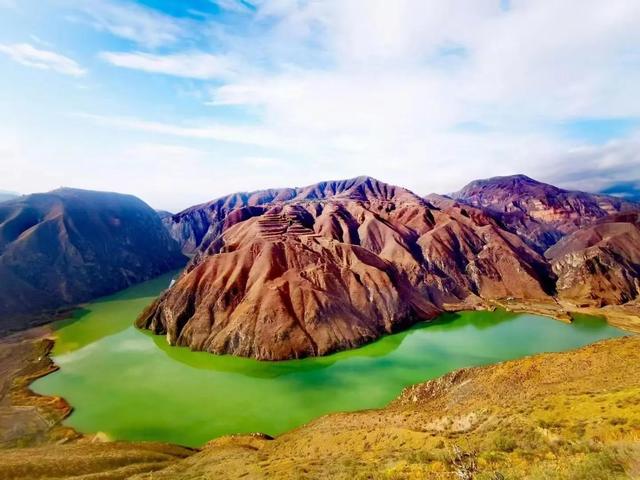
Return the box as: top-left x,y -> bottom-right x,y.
1,0 -> 639,210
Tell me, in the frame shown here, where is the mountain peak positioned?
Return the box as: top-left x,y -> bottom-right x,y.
451,174 -> 567,204
294,175 -> 420,203
454,174 -> 551,195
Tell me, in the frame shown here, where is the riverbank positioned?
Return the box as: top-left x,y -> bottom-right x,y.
30,303 -> 626,446
481,298 -> 640,334
130,335 -> 640,479
0,327 -> 76,448
6,296 -> 639,445
0,329 -> 194,478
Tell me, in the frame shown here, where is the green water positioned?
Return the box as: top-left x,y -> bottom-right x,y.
31,272 -> 629,447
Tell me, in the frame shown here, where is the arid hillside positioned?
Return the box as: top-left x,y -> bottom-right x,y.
451,174 -> 638,251
139,176 -> 557,359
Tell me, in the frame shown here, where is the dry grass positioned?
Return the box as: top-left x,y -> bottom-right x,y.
130,336 -> 640,479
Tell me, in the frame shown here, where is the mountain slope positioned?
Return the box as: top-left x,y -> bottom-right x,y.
138,174 -> 640,360
0,188 -> 186,334
546,213 -> 640,306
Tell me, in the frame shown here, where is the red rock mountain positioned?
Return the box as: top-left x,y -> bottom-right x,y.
0,188 -> 186,334
163,176 -> 419,255
138,177 -> 556,360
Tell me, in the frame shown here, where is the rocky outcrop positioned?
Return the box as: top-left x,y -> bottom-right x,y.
451,174 -> 637,251
138,177 -> 552,360
0,188 -> 186,334
545,213 -> 640,306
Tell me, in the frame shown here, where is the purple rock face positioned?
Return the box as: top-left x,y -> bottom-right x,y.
451,174 -> 638,251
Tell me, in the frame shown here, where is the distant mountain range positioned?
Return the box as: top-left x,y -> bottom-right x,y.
0,188 -> 186,334
599,181 -> 640,201
0,191 -> 20,204
137,175 -> 640,360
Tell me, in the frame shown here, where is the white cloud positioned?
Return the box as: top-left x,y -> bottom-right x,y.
543,135 -> 640,193
100,51 -> 236,79
6,0 -> 640,208
240,155 -> 286,169
73,113 -> 288,150
0,43 -> 86,76
71,0 -> 188,48
196,0 -> 640,194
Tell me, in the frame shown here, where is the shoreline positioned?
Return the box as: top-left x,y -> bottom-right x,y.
4,297 -> 637,450
0,327 -> 79,448
1,307 -> 638,478
3,334 -> 636,479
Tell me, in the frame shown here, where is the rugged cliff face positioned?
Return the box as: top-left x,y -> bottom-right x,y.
138,177 -> 553,360
451,174 -> 637,251
0,188 -> 186,334
545,214 -> 640,306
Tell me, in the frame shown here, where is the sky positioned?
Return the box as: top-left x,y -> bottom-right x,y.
1,1 -> 640,211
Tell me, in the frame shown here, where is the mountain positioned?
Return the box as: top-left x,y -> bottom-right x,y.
599,181 -> 640,201
545,213 -> 640,306
451,174 -> 638,251
164,176 -> 420,254
0,188 -> 186,334
138,177 -> 553,360
0,191 -> 19,204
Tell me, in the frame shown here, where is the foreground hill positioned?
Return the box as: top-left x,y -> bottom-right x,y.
2,332 -> 637,479
139,176 -> 554,360
0,188 -> 186,334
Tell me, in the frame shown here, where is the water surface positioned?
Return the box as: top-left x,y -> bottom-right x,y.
32,272 -> 628,447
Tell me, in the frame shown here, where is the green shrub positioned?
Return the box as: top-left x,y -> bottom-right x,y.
493,434 -> 517,452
